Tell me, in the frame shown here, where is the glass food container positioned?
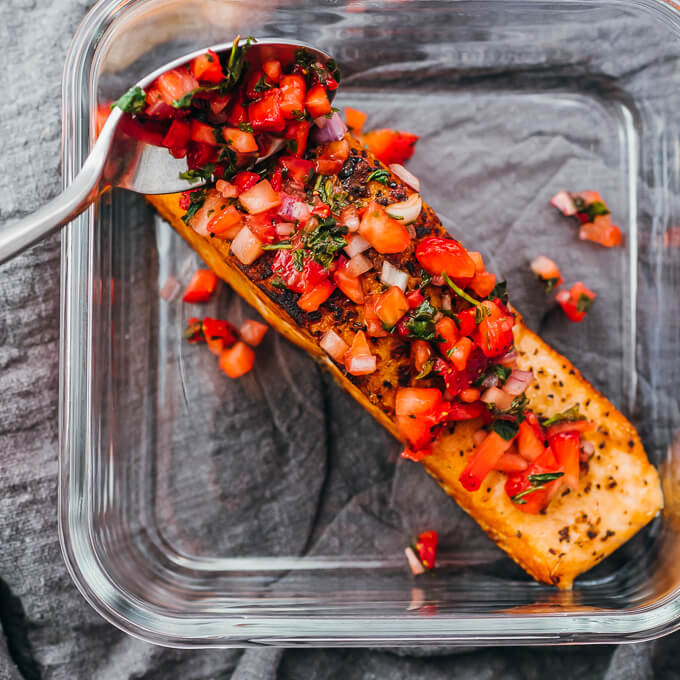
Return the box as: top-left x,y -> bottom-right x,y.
60,0 -> 680,646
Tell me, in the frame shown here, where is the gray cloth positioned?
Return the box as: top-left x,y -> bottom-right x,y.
1,1 -> 679,679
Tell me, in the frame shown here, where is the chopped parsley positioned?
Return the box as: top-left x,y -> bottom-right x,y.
488,279 -> 508,304
293,248 -> 305,272
303,217 -> 348,268
112,86 -> 146,114
576,293 -> 594,313
405,299 -> 437,341
491,419 -> 519,441
366,169 -> 390,184
179,165 -> 215,183
574,195 -> 610,221
181,189 -> 208,224
541,404 -> 584,427
315,176 -> 349,213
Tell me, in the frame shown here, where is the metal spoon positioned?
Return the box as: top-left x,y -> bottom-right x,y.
0,38 -> 335,265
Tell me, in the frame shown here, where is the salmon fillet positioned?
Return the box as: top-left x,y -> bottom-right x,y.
147,133 -> 662,588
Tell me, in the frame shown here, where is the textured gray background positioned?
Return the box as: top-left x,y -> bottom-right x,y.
1,1 -> 679,678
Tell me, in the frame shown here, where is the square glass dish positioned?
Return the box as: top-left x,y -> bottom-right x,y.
60,0 -> 680,646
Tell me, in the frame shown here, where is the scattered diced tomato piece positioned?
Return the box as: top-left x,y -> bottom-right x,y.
460,430 -> 515,492
305,84 -> 331,118
333,256 -> 365,304
162,118 -> 191,157
456,308 -> 477,338
279,74 -> 307,118
239,180 -> 282,215
363,129 -> 418,165
443,400 -> 486,420
153,67 -> 199,107
505,446 -> 562,514
207,205 -> 242,238
183,269 -> 218,303
240,320 -> 269,347
298,278 -> 335,312
184,317 -> 203,343
358,201 -> 412,254
226,97 -> 248,126
494,452 -> 529,473
374,286 -> 409,328
579,214 -> 623,248
549,431 -> 580,490
284,119 -> 311,157
448,337 -> 473,371
321,138 -> 350,164
345,107 -> 367,133
201,318 -> 237,356
556,282 -> 596,322
406,289 -> 425,309
530,255 -> 562,292
210,94 -> 231,116
435,317 -> 458,357
395,387 -> 443,450
233,171 -> 261,194
279,156 -> 315,185
459,387 -> 481,403
221,127 -> 259,153
344,330 -> 377,376
415,237 -> 476,279
517,416 -> 545,462
315,159 -> 344,175
363,295 -> 390,337
262,59 -> 282,83
475,300 -> 515,358
468,270 -> 497,298
186,142 -> 218,170
415,530 -> 438,570
248,89 -> 285,133
219,341 -> 256,378
411,340 -> 432,374
190,50 -> 224,83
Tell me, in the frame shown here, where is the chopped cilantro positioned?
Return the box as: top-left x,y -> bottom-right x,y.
366,169 -> 390,184
488,279 -> 508,304
576,293 -> 594,313
292,249 -> 305,272
181,189 -> 208,224
238,121 -> 254,132
541,404 -> 584,428
179,165 -> 215,183
510,471 -> 564,504
405,299 -> 437,341
295,48 -> 317,69
303,217 -> 347,268
419,270 -> 432,289
543,276 -> 560,294
491,419 -> 519,441
113,86 -> 146,114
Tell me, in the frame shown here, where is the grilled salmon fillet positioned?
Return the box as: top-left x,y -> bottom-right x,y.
147,133 -> 662,588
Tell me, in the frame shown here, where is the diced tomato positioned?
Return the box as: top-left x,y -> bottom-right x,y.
579,214 -> 623,248
279,156 -> 315,185
305,84 -> 331,118
505,446 -> 563,514
240,320 -> 269,347
411,340 -> 432,374
202,317 -> 237,348
143,87 -> 175,119
221,127 -> 259,153
459,387 -> 481,403
550,190 -> 577,216
279,74 -> 307,118
494,452 -> 529,473
226,97 -> 248,126
435,317 -> 458,357
190,50 -> 224,83
468,251 -> 484,272
530,255 -> 562,291
545,420 -> 595,438
363,295 -> 389,337
183,269 -> 218,303
556,282 -> 596,323
345,107 -> 367,133
433,348 -> 488,399
469,271 -> 497,298
517,416 -> 545,462
396,387 -> 442,417
216,180 -> 238,198
245,69 -> 269,100
448,337 -> 473,371
161,118 -> 191,157
311,200 -> 331,218
298,278 -> 335,312
268,168 -> 283,193
284,119 -> 311,157
190,120 -> 218,146
333,256 -> 365,304
315,159 -> 344,175
456,308 -> 477,338
358,201 -> 411,254
262,59 -> 282,83
207,205 -> 242,238
374,286 -> 409,328
219,341 -> 256,378
475,300 -> 515,358
272,248 -> 328,294
415,237 -> 476,279
320,139 -> 350,164
549,431 -> 580,490
344,330 -> 377,376
186,142 -> 218,170
239,179 -> 282,215
245,212 -> 277,243
233,171 -> 261,194
363,129 -> 419,165
442,400 -> 485,421
210,95 -> 231,116
184,317 -> 203,343
153,67 -> 199,107
415,530 -> 438,570
460,430 -> 516,492
248,89 -> 285,133
406,289 -> 425,309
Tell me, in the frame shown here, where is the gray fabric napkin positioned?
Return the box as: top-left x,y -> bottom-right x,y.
1,1 -> 680,679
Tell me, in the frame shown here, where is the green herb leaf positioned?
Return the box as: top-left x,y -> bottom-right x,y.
540,404 -> 584,428
269,275 -> 286,289
528,472 -> 564,485
419,270 -> 432,290
366,169 -> 390,184
303,217 -> 347,268
113,86 -> 147,114
544,276 -> 560,293
405,299 -> 438,341
253,75 -> 273,93
491,419 -> 519,441
261,241 -> 293,251
293,249 -> 305,272
415,359 -> 435,380
181,188 -> 208,224
238,121 -> 254,132
179,165 -> 216,183
576,293 -> 594,313
488,279 -> 508,304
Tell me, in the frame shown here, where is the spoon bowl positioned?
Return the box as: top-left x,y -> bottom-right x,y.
0,38 -> 335,264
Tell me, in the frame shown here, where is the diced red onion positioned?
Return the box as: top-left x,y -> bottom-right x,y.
276,222 -> 295,237
347,354 -> 377,374
380,261 -> 409,291
346,253 -> 373,277
159,275 -> 180,302
389,163 -> 420,192
230,227 -> 263,265
481,386 -> 515,411
312,112 -> 347,144
503,369 -> 534,396
320,330 -> 349,363
344,234 -> 371,258
481,373 -> 500,389
497,349 -> 518,368
473,429 -> 488,447
404,546 -> 425,576
278,194 -> 311,222
338,206 -> 360,232
431,274 -> 445,286
386,194 -> 422,225
441,293 -> 452,311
